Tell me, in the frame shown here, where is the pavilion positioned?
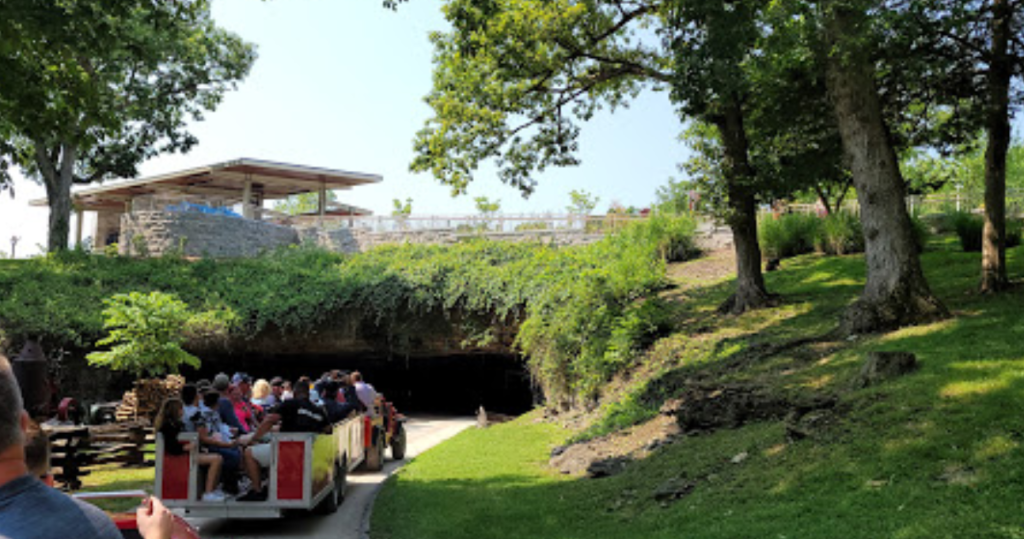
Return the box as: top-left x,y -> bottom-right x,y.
30,158 -> 381,249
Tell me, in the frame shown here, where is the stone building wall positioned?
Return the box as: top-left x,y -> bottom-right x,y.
120,211 -> 299,257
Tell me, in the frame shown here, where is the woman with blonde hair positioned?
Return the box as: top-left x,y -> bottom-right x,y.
155,397 -> 226,502
251,378 -> 273,407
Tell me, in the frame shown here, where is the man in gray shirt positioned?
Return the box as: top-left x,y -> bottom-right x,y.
0,354 -> 123,539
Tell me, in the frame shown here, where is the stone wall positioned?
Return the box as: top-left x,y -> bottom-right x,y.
119,210 -> 719,258
120,210 -> 299,257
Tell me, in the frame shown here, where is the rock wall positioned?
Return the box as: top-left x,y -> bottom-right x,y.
119,211 -> 708,258
120,211 -> 300,258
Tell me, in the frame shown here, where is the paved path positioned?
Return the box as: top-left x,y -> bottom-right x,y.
185,416 -> 475,539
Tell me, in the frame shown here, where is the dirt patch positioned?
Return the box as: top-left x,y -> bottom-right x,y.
549,414 -> 681,476
549,382 -> 838,478
665,249 -> 736,293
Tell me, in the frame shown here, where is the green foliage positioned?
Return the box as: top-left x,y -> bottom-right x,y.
86,292 -> 203,378
0,0 -> 256,251
515,222 -> 549,231
950,211 -> 1022,252
654,177 -> 697,215
374,247 -> 1024,539
0,216 -> 701,405
274,191 -> 339,216
815,212 -> 865,256
411,0 -> 661,196
392,198 -> 413,217
473,196 -> 500,215
758,213 -> 821,260
566,190 -> 600,216
760,212 -> 874,260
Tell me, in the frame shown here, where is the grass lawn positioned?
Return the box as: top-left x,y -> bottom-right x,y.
77,464 -> 156,512
372,246 -> 1024,539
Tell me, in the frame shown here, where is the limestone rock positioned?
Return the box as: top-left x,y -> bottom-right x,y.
587,457 -> 630,478
652,478 -> 696,502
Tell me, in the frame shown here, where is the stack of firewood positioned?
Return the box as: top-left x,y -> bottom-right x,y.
114,375 -> 186,423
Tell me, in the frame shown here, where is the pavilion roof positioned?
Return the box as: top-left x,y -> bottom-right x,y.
29,158 -> 382,212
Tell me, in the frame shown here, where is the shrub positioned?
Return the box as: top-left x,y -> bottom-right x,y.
948,211 -> 1020,252
758,213 -> 820,260
910,212 -> 931,253
0,216 -> 702,409
86,291 -> 204,378
515,221 -> 549,231
815,212 -> 865,256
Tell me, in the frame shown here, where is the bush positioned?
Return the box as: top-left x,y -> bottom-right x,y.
86,291 -> 205,378
815,212 -> 865,256
949,211 -> 1021,252
910,212 -> 931,253
758,213 -> 820,260
0,216 -> 703,408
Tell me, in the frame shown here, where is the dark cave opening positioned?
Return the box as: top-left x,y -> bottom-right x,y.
189,353 -> 537,416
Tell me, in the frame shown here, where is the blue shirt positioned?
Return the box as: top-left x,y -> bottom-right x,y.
0,474 -> 121,539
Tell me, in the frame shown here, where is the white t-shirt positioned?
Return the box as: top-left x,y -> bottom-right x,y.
354,382 -> 377,412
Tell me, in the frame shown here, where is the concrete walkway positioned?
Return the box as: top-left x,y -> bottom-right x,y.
185,416 -> 475,539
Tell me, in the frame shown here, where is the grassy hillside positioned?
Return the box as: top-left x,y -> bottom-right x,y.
372,247 -> 1024,539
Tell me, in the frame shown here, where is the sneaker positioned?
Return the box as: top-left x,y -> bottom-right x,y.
201,491 -> 226,502
237,490 -> 267,502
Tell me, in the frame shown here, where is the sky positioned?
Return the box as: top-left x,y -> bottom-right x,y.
0,0 -> 688,257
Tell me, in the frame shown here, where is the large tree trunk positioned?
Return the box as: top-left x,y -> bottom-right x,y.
824,4 -> 947,335
981,0 -> 1012,293
34,142 -> 76,252
716,101 -> 774,315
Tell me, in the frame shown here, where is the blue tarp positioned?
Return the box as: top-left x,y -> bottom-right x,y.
165,202 -> 241,218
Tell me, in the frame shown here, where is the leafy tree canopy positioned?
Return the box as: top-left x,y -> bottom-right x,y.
566,189 -> 600,215
0,0 -> 257,250
86,291 -> 203,379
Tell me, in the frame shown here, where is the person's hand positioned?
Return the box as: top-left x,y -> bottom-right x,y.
136,496 -> 174,539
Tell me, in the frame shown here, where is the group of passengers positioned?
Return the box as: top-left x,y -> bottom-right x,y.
153,370 -> 378,502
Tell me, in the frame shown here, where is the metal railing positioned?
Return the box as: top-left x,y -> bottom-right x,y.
302,213 -> 650,234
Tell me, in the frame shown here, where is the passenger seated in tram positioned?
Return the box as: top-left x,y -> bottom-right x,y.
319,381 -> 359,424
350,372 -> 378,415
236,378 -> 328,502
195,390 -> 242,495
155,397 -> 226,502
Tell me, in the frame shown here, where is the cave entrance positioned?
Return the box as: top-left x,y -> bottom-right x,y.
194,353 -> 536,416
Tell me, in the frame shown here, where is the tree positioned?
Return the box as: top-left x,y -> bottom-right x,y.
886,0 -> 1023,291
410,0 -> 781,314
819,0 -> 948,333
566,189 -> 600,215
0,0 -> 256,252
474,196 -> 501,216
392,198 -> 413,216
275,191 -> 339,216
87,292 -> 201,379
968,0 -> 1019,292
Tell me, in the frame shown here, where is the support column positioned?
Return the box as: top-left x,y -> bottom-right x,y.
242,179 -> 253,219
318,182 -> 327,217
74,207 -> 84,248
